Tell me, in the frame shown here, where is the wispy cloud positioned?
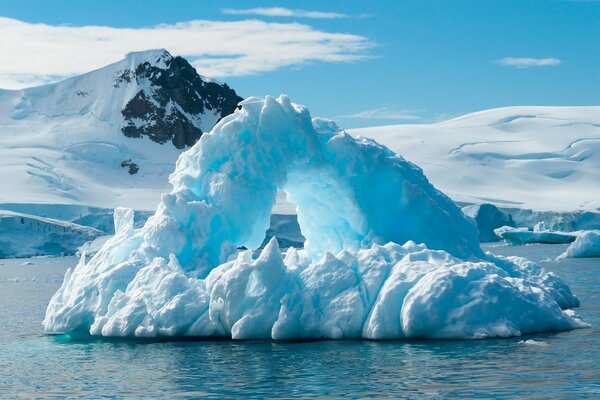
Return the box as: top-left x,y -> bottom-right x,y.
496,57 -> 562,68
222,7 -> 350,19
340,106 -> 422,121
0,17 -> 373,89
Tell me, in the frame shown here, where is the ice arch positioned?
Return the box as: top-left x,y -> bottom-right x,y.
44,96 -> 586,339
148,95 -> 482,274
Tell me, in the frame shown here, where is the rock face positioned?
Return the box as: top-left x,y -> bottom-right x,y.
120,51 -> 243,148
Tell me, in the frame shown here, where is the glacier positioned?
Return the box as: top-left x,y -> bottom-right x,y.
44,95 -> 587,339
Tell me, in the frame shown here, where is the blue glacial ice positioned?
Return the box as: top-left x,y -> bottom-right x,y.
462,203 -> 516,242
44,95 -> 587,339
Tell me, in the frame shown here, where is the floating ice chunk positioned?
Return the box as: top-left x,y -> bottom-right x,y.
518,339 -> 549,347
560,230 -> 600,258
43,96 -> 586,339
495,226 -> 577,245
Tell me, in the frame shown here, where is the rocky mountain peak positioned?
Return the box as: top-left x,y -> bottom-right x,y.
118,49 -> 243,148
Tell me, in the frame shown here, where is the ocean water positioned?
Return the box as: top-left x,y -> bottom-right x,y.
0,244 -> 599,399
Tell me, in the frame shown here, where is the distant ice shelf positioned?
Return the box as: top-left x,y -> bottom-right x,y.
0,209 -> 103,258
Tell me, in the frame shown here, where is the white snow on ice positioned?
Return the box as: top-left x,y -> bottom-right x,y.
560,230 -> 600,258
44,96 -> 586,340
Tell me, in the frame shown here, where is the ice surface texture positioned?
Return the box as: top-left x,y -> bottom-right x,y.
44,96 -> 586,339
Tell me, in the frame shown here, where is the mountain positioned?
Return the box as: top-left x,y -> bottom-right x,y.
350,106 -> 600,212
0,49 -> 242,211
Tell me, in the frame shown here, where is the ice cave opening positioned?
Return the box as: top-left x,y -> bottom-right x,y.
43,95 -> 587,339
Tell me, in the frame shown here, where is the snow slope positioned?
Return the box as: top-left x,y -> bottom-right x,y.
350,107 -> 600,212
0,49 -> 241,211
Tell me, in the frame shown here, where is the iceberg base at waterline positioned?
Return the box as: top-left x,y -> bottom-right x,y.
43,95 -> 587,340
560,231 -> 600,258
45,236 -> 586,340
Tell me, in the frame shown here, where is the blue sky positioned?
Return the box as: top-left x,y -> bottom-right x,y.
0,0 -> 599,127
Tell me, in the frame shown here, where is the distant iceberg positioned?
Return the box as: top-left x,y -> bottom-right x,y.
494,226 -> 577,246
462,203 -> 516,242
560,231 -> 600,258
44,96 -> 587,339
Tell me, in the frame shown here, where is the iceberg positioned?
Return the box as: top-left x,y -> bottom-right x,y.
462,203 -> 516,242
560,231 -> 600,258
44,95 -> 586,339
494,226 -> 577,246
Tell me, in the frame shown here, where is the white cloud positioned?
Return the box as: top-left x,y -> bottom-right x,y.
340,106 -> 422,121
496,57 -> 562,68
0,17 -> 372,89
222,7 -> 350,19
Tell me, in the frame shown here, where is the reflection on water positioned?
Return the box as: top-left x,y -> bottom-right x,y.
1,245 -> 599,398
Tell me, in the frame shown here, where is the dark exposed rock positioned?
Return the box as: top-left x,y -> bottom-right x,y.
120,51 -> 243,149
120,159 -> 139,175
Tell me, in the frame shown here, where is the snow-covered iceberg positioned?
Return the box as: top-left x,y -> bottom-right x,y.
44,96 -> 586,339
560,231 -> 600,258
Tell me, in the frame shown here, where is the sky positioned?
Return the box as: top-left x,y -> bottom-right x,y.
0,0 -> 599,128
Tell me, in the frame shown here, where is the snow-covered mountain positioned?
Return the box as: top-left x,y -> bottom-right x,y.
0,49 -> 242,211
350,106 -> 600,212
